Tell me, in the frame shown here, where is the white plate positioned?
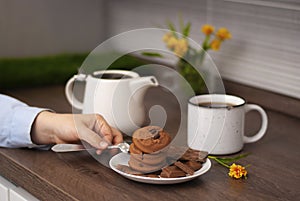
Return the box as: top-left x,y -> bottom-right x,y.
109,153 -> 211,184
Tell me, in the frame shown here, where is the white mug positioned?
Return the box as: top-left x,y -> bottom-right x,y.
188,94 -> 268,155
65,70 -> 158,135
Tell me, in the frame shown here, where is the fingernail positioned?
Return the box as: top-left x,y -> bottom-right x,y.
99,141 -> 108,149
96,150 -> 102,155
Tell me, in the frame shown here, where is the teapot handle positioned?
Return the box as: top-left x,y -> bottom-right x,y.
65,74 -> 86,110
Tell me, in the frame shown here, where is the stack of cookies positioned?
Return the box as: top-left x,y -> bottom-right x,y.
128,126 -> 171,173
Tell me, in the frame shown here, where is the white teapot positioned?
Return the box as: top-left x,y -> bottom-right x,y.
65,70 -> 159,135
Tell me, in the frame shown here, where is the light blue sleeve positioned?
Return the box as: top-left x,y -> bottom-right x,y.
0,94 -> 49,148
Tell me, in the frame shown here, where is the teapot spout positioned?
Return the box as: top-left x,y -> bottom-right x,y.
130,76 -> 159,96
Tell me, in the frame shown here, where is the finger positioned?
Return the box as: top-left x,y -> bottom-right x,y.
80,126 -> 108,150
95,114 -> 113,144
111,127 -> 123,145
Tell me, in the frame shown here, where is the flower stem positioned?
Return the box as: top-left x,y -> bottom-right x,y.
208,156 -> 230,168
202,35 -> 210,51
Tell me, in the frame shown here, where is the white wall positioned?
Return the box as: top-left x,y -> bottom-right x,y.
0,0 -> 105,57
1,0 -> 299,99
105,0 -> 300,99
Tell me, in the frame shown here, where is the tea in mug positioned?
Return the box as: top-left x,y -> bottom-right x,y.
198,102 -> 236,108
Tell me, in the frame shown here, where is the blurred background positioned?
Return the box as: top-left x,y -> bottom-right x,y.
0,0 -> 299,100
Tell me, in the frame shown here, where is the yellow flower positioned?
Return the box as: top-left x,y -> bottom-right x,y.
167,36 -> 178,49
210,39 -> 221,51
228,163 -> 247,179
216,27 -> 232,40
163,32 -> 173,43
201,24 -> 215,35
174,38 -> 188,57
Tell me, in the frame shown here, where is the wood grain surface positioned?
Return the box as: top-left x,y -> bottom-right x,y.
0,85 -> 299,201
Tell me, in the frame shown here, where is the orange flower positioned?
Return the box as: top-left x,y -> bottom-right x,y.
201,24 -> 215,35
210,39 -> 221,51
228,163 -> 248,179
216,27 -> 232,40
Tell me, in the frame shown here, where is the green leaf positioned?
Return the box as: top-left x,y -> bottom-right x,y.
141,52 -> 163,58
183,22 -> 191,37
166,20 -> 177,33
178,13 -> 184,33
216,153 -> 251,164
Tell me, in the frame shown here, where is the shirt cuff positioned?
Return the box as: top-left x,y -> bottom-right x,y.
10,106 -> 50,148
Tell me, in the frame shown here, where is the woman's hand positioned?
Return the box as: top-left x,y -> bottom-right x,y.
31,111 -> 123,154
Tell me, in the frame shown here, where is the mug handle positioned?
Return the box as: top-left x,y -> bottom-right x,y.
65,74 -> 85,110
243,104 -> 268,143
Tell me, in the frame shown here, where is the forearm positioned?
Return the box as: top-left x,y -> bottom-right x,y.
30,111 -> 57,145
30,111 -> 79,145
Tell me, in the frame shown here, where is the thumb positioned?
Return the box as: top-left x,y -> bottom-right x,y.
79,127 -> 109,150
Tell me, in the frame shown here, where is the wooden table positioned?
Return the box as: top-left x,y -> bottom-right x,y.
0,85 -> 299,201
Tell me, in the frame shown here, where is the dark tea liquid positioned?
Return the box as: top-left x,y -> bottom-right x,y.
198,102 -> 236,108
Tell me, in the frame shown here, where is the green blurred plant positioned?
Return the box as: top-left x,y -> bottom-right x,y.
0,53 -> 145,90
